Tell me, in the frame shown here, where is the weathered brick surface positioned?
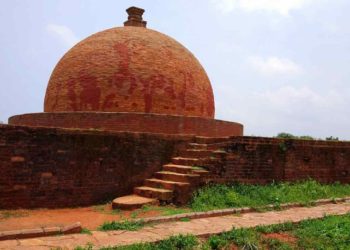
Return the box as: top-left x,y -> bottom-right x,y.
9,112 -> 243,137
204,136 -> 350,184
0,125 -> 191,209
44,26 -> 215,118
2,124 -> 350,209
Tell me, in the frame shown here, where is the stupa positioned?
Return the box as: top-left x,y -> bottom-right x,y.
9,7 -> 243,137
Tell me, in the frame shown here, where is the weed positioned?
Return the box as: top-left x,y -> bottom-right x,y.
130,211 -> 138,219
74,242 -> 94,250
207,235 -> 228,249
223,228 -> 260,248
256,221 -> 295,233
263,238 -> 293,250
136,205 -> 189,217
98,220 -> 145,231
0,210 -> 29,219
81,228 -> 92,235
101,243 -> 153,250
141,205 -> 152,212
179,217 -> 191,222
156,234 -> 198,250
101,234 -> 198,250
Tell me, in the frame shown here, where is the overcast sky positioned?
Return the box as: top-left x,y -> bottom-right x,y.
0,0 -> 349,139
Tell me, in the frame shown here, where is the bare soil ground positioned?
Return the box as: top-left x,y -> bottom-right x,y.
264,232 -> 297,244
0,204 -> 165,230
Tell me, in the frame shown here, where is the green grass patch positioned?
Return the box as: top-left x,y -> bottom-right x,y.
98,220 -> 145,231
140,204 -> 190,216
179,217 -> 191,222
263,238 -> 293,250
295,214 -> 350,249
216,228 -> 260,249
0,210 -> 29,219
190,180 -> 350,211
74,242 -> 94,250
94,214 -> 350,249
81,228 -> 92,235
100,234 -> 199,250
255,221 -> 295,234
207,214 -> 350,249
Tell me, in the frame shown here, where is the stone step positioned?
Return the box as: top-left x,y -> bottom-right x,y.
180,149 -> 213,158
188,143 -> 208,150
188,142 -> 229,151
144,178 -> 190,191
206,142 -> 230,150
163,164 -> 196,174
212,150 -> 228,157
171,157 -> 201,166
192,169 -> 210,177
134,186 -> 173,201
112,195 -> 158,210
195,136 -> 230,144
154,171 -> 200,183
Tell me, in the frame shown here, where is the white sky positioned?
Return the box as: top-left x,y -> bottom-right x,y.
0,0 -> 349,139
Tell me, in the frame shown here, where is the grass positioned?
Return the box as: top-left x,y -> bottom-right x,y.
295,214 -> 350,249
263,238 -> 293,250
74,243 -> 94,250
94,180 -> 350,233
81,228 -> 92,235
208,214 -> 350,249
0,210 -> 29,219
98,220 -> 145,231
179,217 -> 191,222
100,234 -> 199,250
77,214 -> 350,249
139,204 -> 190,216
190,180 -> 350,211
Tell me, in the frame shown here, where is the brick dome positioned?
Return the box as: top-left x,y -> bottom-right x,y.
44,8 -> 215,118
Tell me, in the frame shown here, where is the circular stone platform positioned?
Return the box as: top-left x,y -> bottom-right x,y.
8,112 -> 243,137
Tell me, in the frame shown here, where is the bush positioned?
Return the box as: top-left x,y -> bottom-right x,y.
276,133 -> 315,140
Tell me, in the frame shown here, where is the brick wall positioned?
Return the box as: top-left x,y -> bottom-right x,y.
205,136 -> 350,184
2,125 -> 350,209
0,125 -> 192,209
8,112 -> 243,137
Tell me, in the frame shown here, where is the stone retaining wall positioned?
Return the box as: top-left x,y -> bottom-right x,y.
205,136 -> 350,184
1,125 -> 350,209
0,125 -> 192,209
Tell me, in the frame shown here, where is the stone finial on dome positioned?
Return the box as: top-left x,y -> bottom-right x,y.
124,6 -> 147,28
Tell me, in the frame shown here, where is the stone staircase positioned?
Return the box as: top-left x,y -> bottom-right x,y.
112,137 -> 230,210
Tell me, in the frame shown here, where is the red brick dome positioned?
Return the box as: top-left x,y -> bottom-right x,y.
44,11 -> 215,118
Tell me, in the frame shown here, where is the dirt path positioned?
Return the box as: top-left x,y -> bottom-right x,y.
1,202 -> 350,250
0,204 -> 165,231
